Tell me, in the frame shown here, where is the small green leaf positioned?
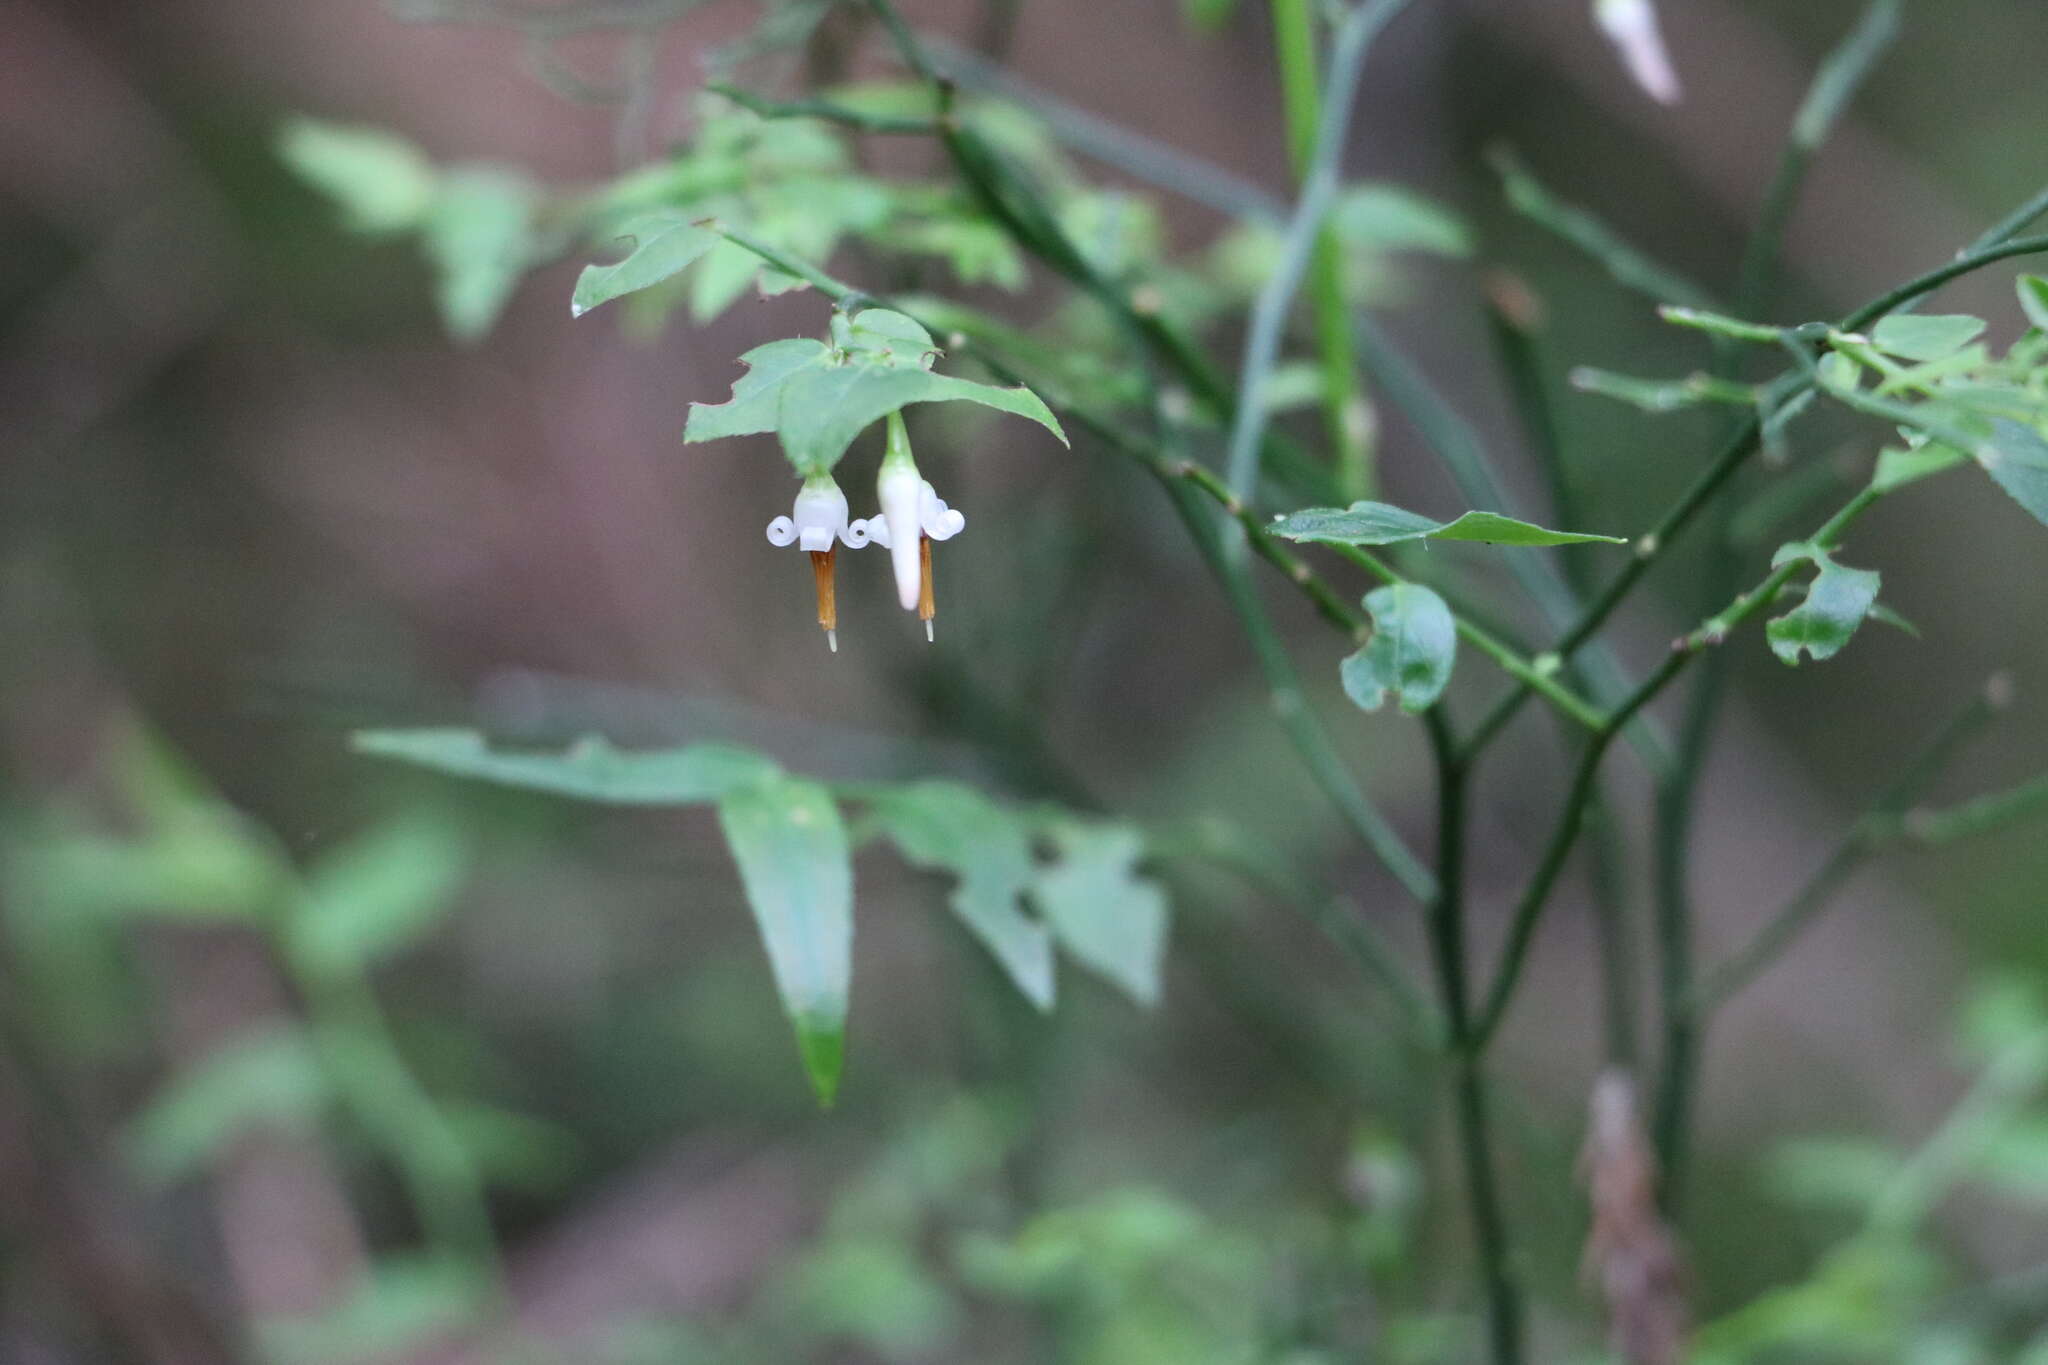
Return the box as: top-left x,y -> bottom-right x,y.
420,168 -> 537,341
717,775 -> 853,1106
1978,418 -> 2048,529
1030,825 -> 1168,1008
351,729 -> 780,805
2019,275 -> 2048,333
1331,184 -> 1472,258
1872,442 -> 1966,493
1341,584 -> 1457,714
1271,501 -> 1625,548
1570,367 -> 1754,413
1869,313 -> 1986,362
277,119 -> 438,233
126,1029 -> 330,1184
684,307 -> 1066,473
1816,351 -> 1863,392
289,813 -> 467,975
571,213 -> 722,317
866,782 -> 1054,1011
1181,0 -> 1239,31
259,1255 -> 489,1365
1766,544 -> 1881,665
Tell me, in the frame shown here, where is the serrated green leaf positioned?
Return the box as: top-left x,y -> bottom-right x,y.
1030,825 -> 1167,1008
717,776 -> 853,1106
1341,584 -> 1456,714
1271,501 -> 1625,547
1869,313 -> 1986,362
289,813 -> 467,975
277,118 -> 438,233
1331,184 -> 1471,258
351,729 -> 779,805
1979,418 -> 2048,529
683,307 -> 1066,474
2020,276 -> 2048,333
421,168 -> 537,341
126,1029 -> 330,1184
865,782 -> 1054,1010
572,213 -> 722,317
1766,544 -> 1881,665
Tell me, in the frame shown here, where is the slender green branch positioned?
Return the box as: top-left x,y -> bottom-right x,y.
1419,711 -> 1525,1365
1910,770 -> 2048,844
1225,0 -> 1412,504
1269,0 -> 1376,498
1694,682 -> 2008,1010
1487,144 -> 1717,310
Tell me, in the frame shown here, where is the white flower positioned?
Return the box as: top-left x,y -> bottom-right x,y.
872,459 -> 964,641
1596,0 -> 1681,105
765,474 -> 872,651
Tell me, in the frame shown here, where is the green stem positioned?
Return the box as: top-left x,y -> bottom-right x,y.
1420,713 -> 1525,1365
1271,0 -> 1374,498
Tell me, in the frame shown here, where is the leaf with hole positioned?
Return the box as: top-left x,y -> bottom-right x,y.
865,782 -> 1054,1011
1030,825 -> 1167,1008
1766,543 -> 1881,665
1341,584 -> 1457,713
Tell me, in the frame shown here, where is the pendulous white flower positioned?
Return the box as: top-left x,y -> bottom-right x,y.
765,473 -> 875,652
1595,0 -> 1681,105
871,414 -> 964,641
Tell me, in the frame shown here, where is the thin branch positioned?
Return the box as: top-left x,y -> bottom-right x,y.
707,81 -> 938,134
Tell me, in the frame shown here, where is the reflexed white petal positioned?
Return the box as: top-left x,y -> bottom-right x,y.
1596,0 -> 1681,104
766,515 -> 798,547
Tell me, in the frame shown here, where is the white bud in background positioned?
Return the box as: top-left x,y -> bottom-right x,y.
1596,0 -> 1682,105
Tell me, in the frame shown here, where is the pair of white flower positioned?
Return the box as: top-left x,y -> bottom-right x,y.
765,454 -> 964,651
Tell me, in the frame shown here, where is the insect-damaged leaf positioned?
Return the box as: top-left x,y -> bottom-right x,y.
1766,543 -> 1881,665
1341,584 -> 1457,713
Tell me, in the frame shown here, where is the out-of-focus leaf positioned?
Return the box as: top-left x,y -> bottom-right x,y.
2019,275 -> 2048,333
1817,350 -> 1863,392
277,118 -> 438,233
289,813 -> 467,975
1765,1136 -> 1901,1210
865,782 -> 1055,1010
571,213 -> 722,317
1972,1117 -> 2048,1200
684,307 -> 1065,474
1767,542 -> 1881,665
1570,367 -> 1754,413
1181,0 -> 1239,31
1978,417 -> 2048,529
774,1241 -> 960,1356
1872,442 -> 1966,493
1341,584 -> 1456,714
352,729 -> 779,805
441,1103 -> 584,1195
1331,184 -> 1471,257
258,1255 -> 488,1365
881,216 -> 1028,290
717,775 -> 854,1107
1030,825 -> 1167,1007
421,168 -> 538,341
126,1029 -> 330,1184
1869,313 -> 1986,362
1272,501 -> 1625,547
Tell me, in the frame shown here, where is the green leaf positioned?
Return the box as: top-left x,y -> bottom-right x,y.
571,213 -> 722,318
289,813 -> 467,975
421,168 -> 537,341
1029,825 -> 1167,1008
1978,418 -> 2048,528
1331,184 -> 1471,258
126,1029 -> 330,1184
1271,501 -> 1625,548
276,118 -> 438,233
1766,544 -> 1881,665
684,307 -> 1066,473
2019,275 -> 2048,333
865,782 -> 1055,1010
1181,0 -> 1239,31
1872,442 -> 1966,493
717,775 -> 854,1106
1869,313 -> 1986,362
1570,367 -> 1755,413
1341,584 -> 1457,714
351,729 -> 780,805
259,1255 -> 489,1365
